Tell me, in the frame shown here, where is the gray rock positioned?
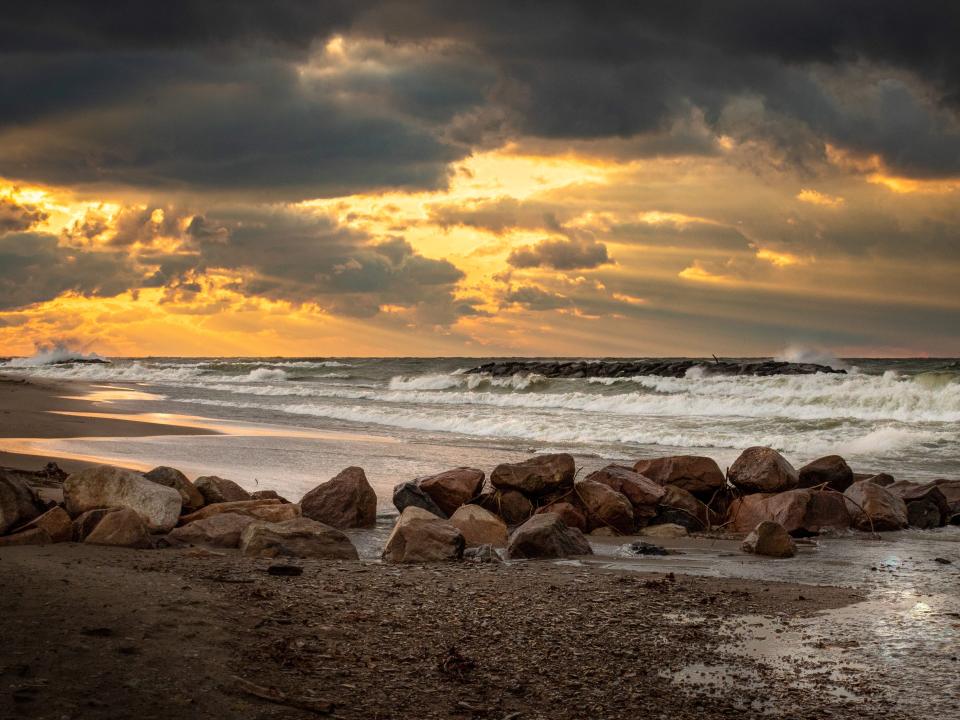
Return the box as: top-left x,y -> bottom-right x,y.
240,517 -> 359,560
194,475 -> 250,505
65,465 -> 181,532
392,481 -> 446,518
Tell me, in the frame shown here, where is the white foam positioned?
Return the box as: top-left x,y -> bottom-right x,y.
6,342 -> 106,367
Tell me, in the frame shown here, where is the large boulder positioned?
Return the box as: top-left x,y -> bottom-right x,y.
632,456 -> 725,497
585,465 -> 665,523
64,465 -> 181,532
165,513 -> 256,548
726,489 -> 850,536
742,521 -> 796,558
416,468 -> 484,516
535,501 -> 587,532
449,504 -> 509,547
143,466 -> 205,512
0,470 -> 46,535
797,455 -> 854,492
471,489 -> 534,526
14,506 -> 72,542
885,481 -> 948,529
507,513 -> 592,559
653,485 -> 713,531
382,507 -> 465,563
300,467 -> 377,529
575,480 -> 635,534
931,479 -> 960,514
728,447 -> 799,494
194,475 -> 250,505
392,481 -> 446,518
0,528 -> 52,547
85,508 -> 153,549
490,454 -> 575,497
240,517 -> 358,560
178,499 -> 300,525
843,481 -> 909,531
640,523 -> 688,539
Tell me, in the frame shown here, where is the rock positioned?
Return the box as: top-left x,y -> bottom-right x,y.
640,523 -> 688,539
64,465 -> 181,532
240,517 -> 359,560
382,507 -> 465,563
797,455 -> 854,492
416,468 -> 484,516
506,512 -> 593,559
653,485 -> 713,531
0,527 -> 52,547
72,508 -> 118,541
727,489 -> 850,536
490,454 -> 575,497
392,481 -> 447,518
590,526 -> 618,537
632,456 -> 726,497
448,504 -> 509,547
85,508 -> 153,549
194,475 -> 250,505
622,540 -> 668,556
178,499 -> 300,525
165,513 -> 256,548
843,480 -> 909,531
932,479 -> 960,513
300,467 -> 377,529
728,447 -> 799,494
143,466 -> 205,512
575,480 -> 635,534
585,465 -> 665,522
464,544 -> 501,563
742,521 -> 797,558
472,489 -> 534,526
535,501 -> 587,532
250,490 -> 290,503
0,470 -> 46,535
14,506 -> 72,542
885,481 -> 949,529
864,473 -> 896,487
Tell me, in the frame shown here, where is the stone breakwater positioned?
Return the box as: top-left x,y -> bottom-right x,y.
467,358 -> 846,378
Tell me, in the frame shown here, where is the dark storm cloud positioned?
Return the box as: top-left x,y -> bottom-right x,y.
501,285 -> 572,311
0,198 -> 47,234
508,237 -> 612,271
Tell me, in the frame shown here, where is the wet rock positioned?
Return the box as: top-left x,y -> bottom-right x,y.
575,480 -> 635,534
194,475 -> 250,505
165,512 -> 256,548
844,480 -> 909,531
72,508 -> 118,541
416,468 -> 485,516
64,465 -> 181,532
471,489 -> 534,526
585,465 -> 665,523
726,489 -> 849,536
864,473 -> 896,487
0,470 -> 46,535
622,541 -> 669,556
240,517 -> 359,560
535,501 -> 587,532
464,544 -> 501,563
448,504 -> 509,547
797,455 -> 854,492
143,466 -> 205,512
932,479 -> 960,514
14,506 -> 72,542
742,521 -> 796,558
300,466 -> 377,529
250,490 -> 290,503
0,527 -> 52,547
468,359 -> 845,378
506,512 -> 593,559
632,456 -> 726,497
490,454 -> 575,497
178,499 -> 300,525
382,507 -> 465,563
392,481 -> 446,518
886,481 -> 949,529
728,447 -> 799,494
640,523 -> 688,539
85,508 -> 153,549
652,485 -> 713,531
590,526 -> 618,537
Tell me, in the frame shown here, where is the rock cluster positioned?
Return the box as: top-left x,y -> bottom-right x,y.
467,358 -> 845,379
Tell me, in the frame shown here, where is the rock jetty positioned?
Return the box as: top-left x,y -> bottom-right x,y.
467,358 -> 845,378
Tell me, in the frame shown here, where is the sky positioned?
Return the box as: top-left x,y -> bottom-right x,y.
1,1 -> 959,358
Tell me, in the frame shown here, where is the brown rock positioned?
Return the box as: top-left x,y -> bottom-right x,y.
382,507 -> 465,563
194,475 -> 250,504
728,447 -> 799,494
843,480 -> 909,531
798,455 -> 854,492
240,517 -> 358,560
417,468 -> 484,516
0,527 -> 52,547
0,470 -> 47,535
932,479 -> 960,513
535,501 -> 587,532
886,481 -> 949,529
448,505 -> 509,547
632,456 -> 725,497
472,489 -> 534,526
250,490 -> 290,503
72,508 -> 118,542
726,489 -> 850,536
506,512 -> 593,559
490,454 -> 575,497
585,465 -> 665,523
300,466 -> 377,529
654,485 -> 713,530
14,506 -> 72,542
65,465 -> 181,532
143,466 -> 205,512
85,507 -> 153,549
575,480 -> 635,534
742,521 -> 796,558
165,513 -> 256,548
640,523 -> 688,539
178,499 -> 299,525
590,526 -> 617,537
863,473 -> 895,487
